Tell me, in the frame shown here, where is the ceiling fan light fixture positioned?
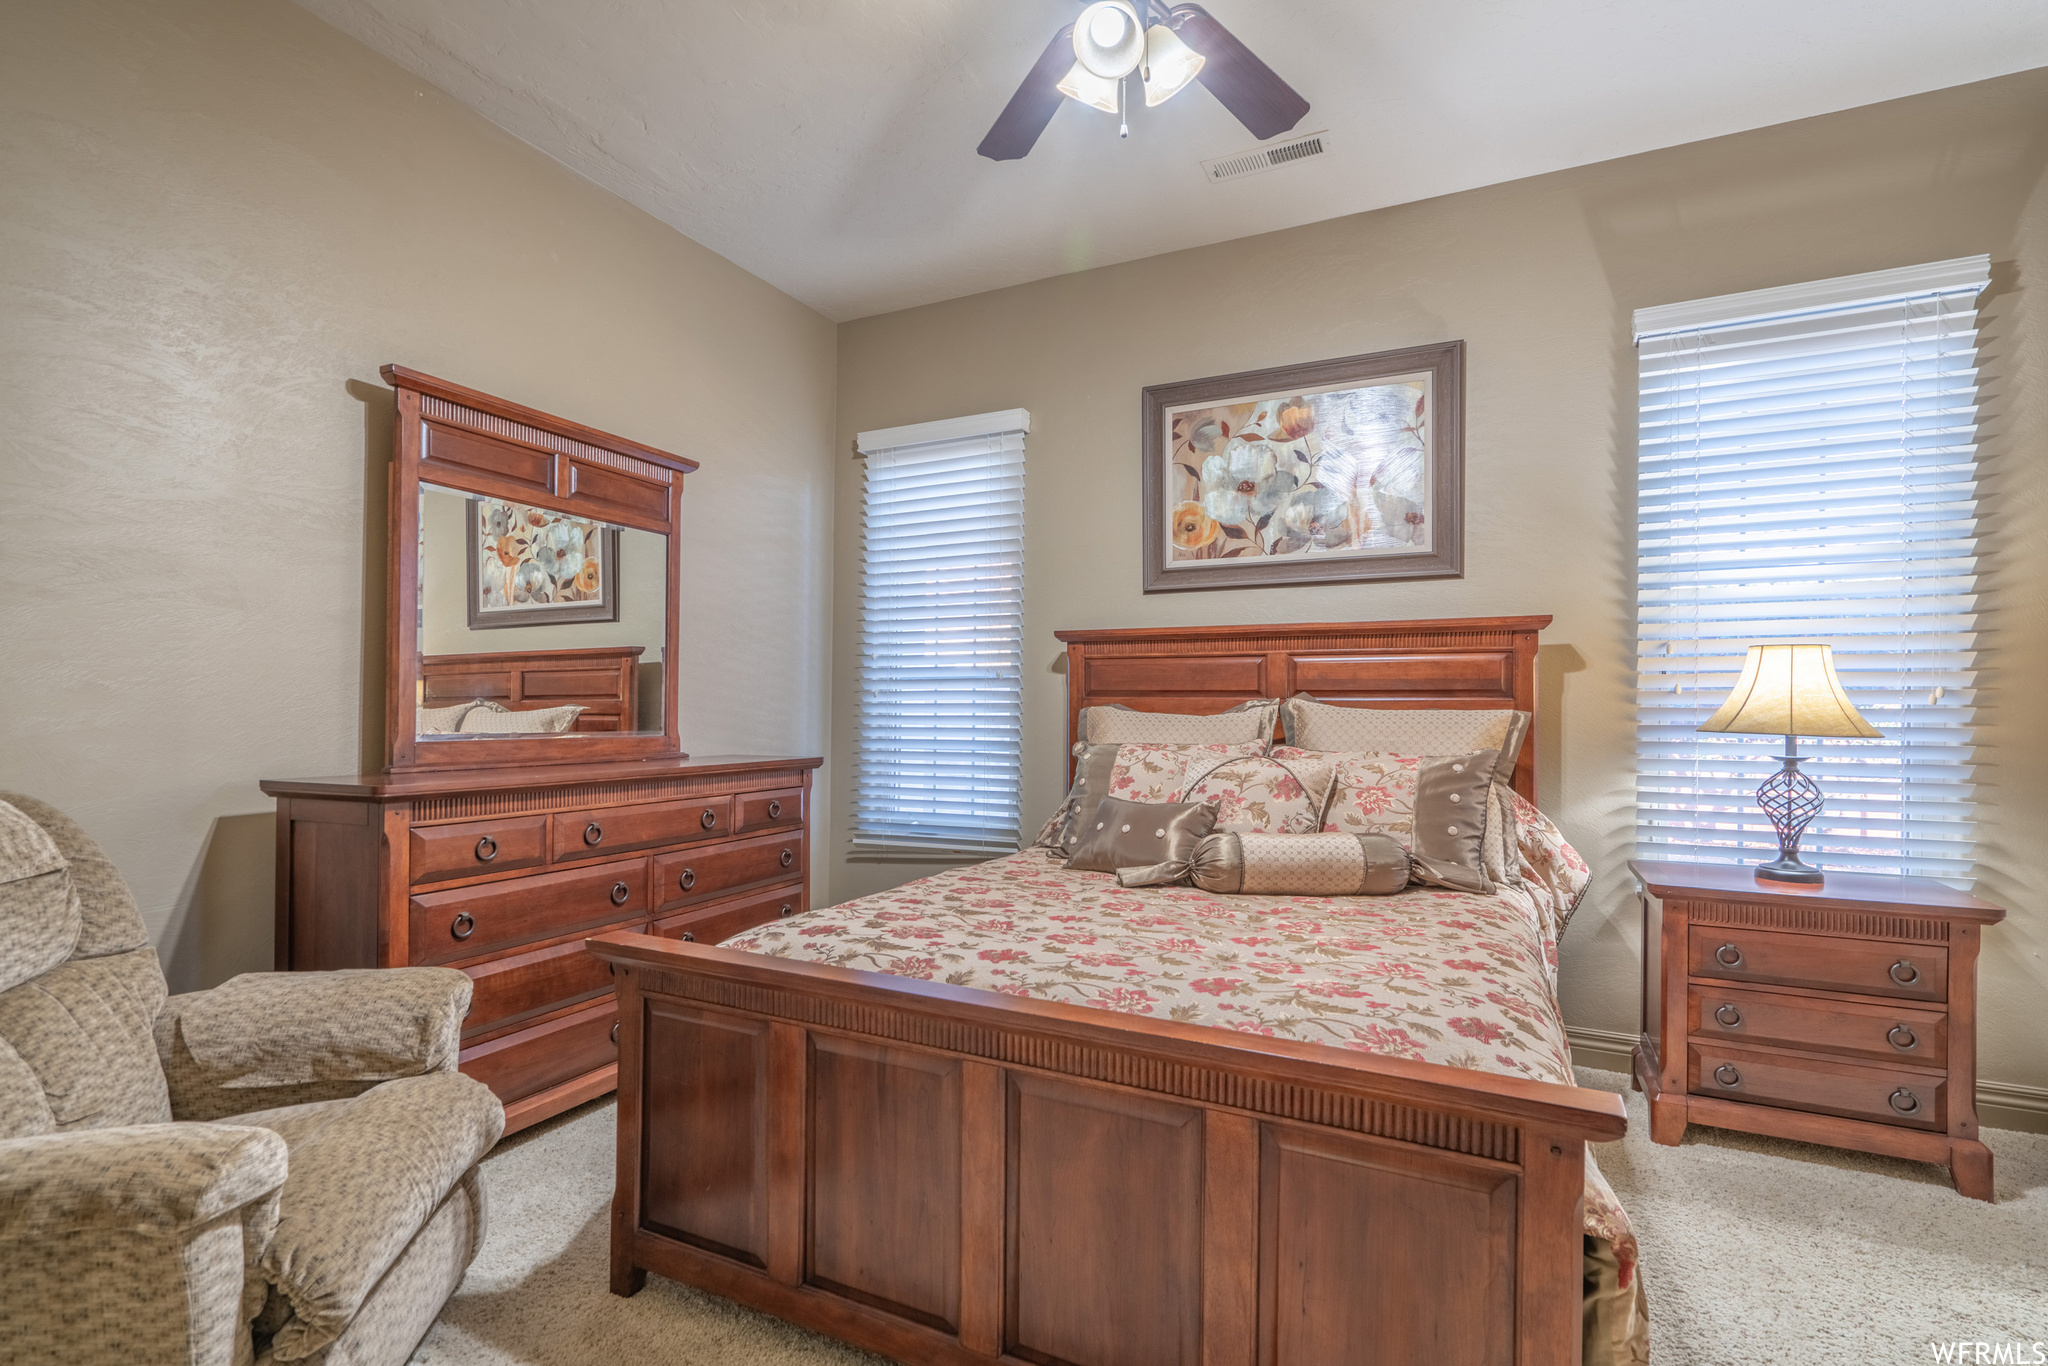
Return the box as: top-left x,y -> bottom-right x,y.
1140,23 -> 1205,106
1055,60 -> 1122,113
1072,0 -> 1145,80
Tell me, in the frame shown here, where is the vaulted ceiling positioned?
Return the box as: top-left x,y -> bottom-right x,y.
296,0 -> 2048,320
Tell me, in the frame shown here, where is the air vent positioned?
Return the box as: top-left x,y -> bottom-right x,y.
1201,131 -> 1329,183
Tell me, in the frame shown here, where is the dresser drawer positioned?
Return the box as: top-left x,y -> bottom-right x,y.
462,934 -> 622,1041
651,883 -> 806,945
409,857 -> 648,965
1687,927 -> 1947,1001
460,997 -> 618,1103
551,797 -> 731,862
1688,1042 -> 1944,1129
653,828 -> 804,912
1689,984 -> 1948,1067
409,815 -> 549,885
733,786 -> 803,836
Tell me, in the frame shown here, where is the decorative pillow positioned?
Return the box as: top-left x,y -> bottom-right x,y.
1065,797 -> 1219,874
1279,697 -> 1529,790
1120,831 -> 1412,895
1277,744 -> 1519,887
1042,742 -> 1265,859
1078,699 -> 1279,746
416,701 -> 479,735
1318,749 -> 1499,893
456,704 -> 585,734
1178,753 -> 1335,834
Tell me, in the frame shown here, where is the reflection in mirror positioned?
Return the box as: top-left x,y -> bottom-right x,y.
415,484 -> 667,741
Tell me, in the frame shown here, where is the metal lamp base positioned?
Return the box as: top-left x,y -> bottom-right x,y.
1754,735 -> 1826,886
1755,855 -> 1826,885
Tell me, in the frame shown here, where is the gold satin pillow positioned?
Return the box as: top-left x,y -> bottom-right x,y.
1065,797 -> 1218,874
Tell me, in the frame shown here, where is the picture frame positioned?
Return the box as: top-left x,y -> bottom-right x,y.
465,496 -> 621,629
1141,340 -> 1464,592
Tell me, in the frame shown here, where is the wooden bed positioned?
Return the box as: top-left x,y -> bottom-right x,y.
589,616 -> 1625,1366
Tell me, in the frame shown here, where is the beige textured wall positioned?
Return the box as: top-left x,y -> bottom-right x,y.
834,71 -> 2048,1102
0,0 -> 837,991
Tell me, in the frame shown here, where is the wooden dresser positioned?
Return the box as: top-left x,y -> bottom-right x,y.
1631,859 -> 2005,1199
262,756 -> 820,1134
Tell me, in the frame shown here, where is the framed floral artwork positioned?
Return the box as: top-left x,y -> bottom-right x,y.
465,497 -> 620,628
1141,341 -> 1463,591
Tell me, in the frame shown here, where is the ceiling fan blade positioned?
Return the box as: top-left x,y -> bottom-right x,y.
1169,4 -> 1309,141
978,24 -> 1076,161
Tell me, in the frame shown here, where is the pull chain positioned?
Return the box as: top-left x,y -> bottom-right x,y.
1119,77 -> 1129,138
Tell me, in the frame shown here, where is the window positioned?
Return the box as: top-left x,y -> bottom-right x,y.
1635,257 -> 1987,880
852,410 -> 1029,856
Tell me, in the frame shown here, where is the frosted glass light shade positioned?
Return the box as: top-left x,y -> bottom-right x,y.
1073,1 -> 1144,79
1056,60 -> 1122,113
1697,643 -> 1884,738
1142,24 -> 1205,105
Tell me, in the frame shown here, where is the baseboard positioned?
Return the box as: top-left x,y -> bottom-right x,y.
1566,1026 -> 1639,1076
1566,1026 -> 2048,1135
1977,1079 -> 2048,1135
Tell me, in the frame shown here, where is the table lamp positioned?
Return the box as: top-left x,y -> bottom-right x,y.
1696,643 -> 1883,885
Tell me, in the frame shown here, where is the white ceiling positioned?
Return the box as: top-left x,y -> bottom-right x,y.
296,0 -> 2048,321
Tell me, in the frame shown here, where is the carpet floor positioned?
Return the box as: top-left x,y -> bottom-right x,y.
412,1068 -> 2046,1364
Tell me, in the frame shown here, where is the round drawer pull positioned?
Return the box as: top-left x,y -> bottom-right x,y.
1888,1024 -> 1919,1051
1714,943 -> 1744,968
1713,1063 -> 1741,1088
584,822 -> 604,847
767,799 -> 782,819
701,808 -> 718,830
679,868 -> 696,890
780,903 -> 794,918
1889,1087 -> 1921,1115
450,911 -> 476,941
1889,959 -> 1920,986
780,849 -> 794,868
610,1022 -> 620,1046
610,882 -> 631,906
680,930 -> 696,942
1714,1004 -> 1742,1028
475,835 -> 498,862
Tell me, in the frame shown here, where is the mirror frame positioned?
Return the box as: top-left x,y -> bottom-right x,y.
382,365 -> 697,772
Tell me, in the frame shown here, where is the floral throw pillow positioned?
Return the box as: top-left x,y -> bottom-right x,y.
1179,753 -> 1335,834
1104,741 -> 1268,806
1313,748 -> 1498,893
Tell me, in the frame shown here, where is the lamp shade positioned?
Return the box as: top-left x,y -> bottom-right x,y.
1072,1 -> 1145,79
1141,23 -> 1205,105
1055,60 -> 1122,112
1697,643 -> 1883,739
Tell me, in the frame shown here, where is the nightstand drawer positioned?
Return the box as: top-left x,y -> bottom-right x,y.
1688,1042 -> 1944,1130
1688,985 -> 1948,1067
1688,927 -> 1946,1001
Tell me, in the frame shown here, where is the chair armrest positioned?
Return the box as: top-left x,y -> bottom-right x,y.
156,968 -> 472,1123
0,1123 -> 287,1366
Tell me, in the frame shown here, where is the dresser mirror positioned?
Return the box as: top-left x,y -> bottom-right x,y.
415,484 -> 668,740
383,366 -> 696,771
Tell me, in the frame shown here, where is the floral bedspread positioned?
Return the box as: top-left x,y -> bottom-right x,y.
725,793 -> 1635,1284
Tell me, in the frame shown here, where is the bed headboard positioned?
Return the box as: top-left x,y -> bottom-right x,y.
1052,616 -> 1550,801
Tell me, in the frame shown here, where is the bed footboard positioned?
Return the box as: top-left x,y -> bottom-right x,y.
589,931 -> 1625,1366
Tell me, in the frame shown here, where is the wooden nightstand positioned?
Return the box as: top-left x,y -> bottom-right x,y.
1630,859 -> 2005,1200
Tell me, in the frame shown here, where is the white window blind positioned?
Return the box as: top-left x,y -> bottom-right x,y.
1635,257 -> 1987,881
852,410 -> 1029,856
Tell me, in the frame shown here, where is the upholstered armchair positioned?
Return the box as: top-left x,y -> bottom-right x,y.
0,794 -> 504,1366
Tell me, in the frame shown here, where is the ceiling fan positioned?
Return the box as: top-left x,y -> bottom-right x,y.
978,0 -> 1309,161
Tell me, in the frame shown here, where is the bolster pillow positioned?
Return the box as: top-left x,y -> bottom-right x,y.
1118,831 -> 1412,895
